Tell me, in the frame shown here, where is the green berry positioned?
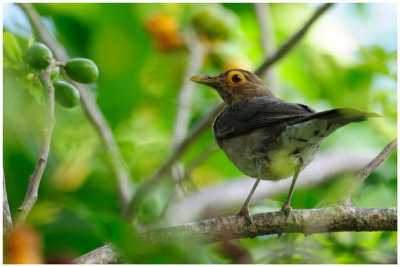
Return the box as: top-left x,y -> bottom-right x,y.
191,6 -> 238,40
54,81 -> 80,108
25,42 -> 53,69
51,66 -> 60,82
65,58 -> 99,84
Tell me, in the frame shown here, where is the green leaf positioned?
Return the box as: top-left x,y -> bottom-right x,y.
3,31 -> 24,63
22,73 -> 45,106
27,34 -> 35,48
358,45 -> 390,74
3,54 -> 19,69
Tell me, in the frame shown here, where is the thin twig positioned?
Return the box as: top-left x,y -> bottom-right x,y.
254,3 -> 334,76
254,3 -> 270,56
3,175 -> 13,235
254,3 -> 277,89
341,138 -> 397,205
17,3 -> 134,210
14,68 -> 56,228
184,143 -> 218,179
74,206 -> 397,264
254,3 -> 278,94
172,31 -> 205,149
159,142 -> 218,220
170,31 -> 205,199
125,103 -> 224,220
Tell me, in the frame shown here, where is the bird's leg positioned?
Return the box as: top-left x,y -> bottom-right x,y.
236,176 -> 261,224
236,159 -> 264,225
280,161 -> 303,216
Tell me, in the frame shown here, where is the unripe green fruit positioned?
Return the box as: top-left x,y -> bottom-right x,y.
54,81 -> 80,108
25,42 -> 53,69
65,58 -> 99,84
51,67 -> 60,82
191,6 -> 238,40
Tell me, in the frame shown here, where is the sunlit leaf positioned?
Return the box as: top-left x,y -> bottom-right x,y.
3,54 -> 19,69
27,34 -> 35,48
4,31 -> 24,64
21,74 -> 45,106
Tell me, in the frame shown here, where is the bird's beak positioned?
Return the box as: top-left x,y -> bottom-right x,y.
190,73 -> 227,103
190,74 -> 223,91
189,74 -> 215,85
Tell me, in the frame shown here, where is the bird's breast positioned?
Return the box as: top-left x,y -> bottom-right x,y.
215,128 -> 300,180
214,124 -> 322,181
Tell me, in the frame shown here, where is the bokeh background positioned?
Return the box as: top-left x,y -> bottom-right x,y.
3,2 -> 397,263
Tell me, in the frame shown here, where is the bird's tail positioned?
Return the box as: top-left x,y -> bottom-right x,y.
286,108 -> 381,145
307,108 -> 381,124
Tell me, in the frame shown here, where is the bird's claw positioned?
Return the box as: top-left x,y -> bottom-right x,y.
236,206 -> 256,234
280,201 -> 292,217
236,206 -> 253,224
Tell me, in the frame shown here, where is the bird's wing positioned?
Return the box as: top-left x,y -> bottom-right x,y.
213,96 -> 315,139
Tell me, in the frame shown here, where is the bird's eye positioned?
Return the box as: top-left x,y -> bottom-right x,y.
231,74 -> 242,83
227,70 -> 246,86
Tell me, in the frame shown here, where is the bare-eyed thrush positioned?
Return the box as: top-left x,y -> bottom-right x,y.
190,69 -> 379,223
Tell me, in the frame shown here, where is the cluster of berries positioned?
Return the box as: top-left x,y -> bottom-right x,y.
25,42 -> 99,108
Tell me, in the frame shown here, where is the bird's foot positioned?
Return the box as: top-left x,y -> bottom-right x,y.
280,201 -> 292,217
235,206 -> 257,235
236,205 -> 253,225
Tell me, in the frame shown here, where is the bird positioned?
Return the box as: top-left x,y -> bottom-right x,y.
190,69 -> 379,224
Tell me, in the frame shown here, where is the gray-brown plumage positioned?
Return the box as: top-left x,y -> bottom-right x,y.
190,69 -> 378,223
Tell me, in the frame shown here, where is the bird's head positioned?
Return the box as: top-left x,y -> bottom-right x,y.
190,69 -> 274,104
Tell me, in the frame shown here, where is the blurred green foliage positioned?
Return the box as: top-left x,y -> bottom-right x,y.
3,3 -> 396,264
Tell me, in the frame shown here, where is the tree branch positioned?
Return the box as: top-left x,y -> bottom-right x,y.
14,68 -> 56,228
341,138 -> 397,204
16,3 -> 134,210
146,207 -> 396,244
74,206 -> 396,264
254,3 -> 334,76
3,175 -> 13,235
73,244 -> 120,264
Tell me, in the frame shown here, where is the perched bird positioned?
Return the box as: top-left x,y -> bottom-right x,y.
190,69 -> 378,223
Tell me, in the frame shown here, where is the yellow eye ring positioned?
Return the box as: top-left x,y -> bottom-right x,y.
227,71 -> 246,86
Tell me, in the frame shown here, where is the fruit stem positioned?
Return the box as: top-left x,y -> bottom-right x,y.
55,61 -> 66,68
